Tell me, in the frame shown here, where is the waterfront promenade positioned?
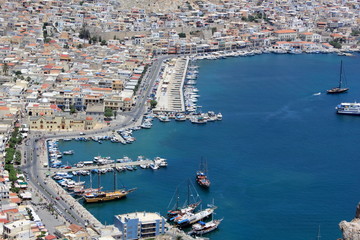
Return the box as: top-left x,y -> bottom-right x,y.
154,57 -> 188,112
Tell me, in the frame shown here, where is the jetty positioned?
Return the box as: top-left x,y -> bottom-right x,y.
48,159 -> 154,173
153,57 -> 188,113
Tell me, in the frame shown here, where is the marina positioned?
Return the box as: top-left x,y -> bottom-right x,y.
40,55 -> 357,239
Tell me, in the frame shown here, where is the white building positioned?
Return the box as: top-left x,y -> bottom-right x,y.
114,212 -> 166,240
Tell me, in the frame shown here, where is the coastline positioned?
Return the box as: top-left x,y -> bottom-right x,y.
24,52 -> 359,239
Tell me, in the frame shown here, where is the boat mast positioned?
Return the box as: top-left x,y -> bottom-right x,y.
114,170 -> 117,191
90,174 -> 92,188
339,60 -> 343,88
98,171 -> 101,189
187,179 -> 190,206
317,225 -> 321,240
176,187 -> 179,210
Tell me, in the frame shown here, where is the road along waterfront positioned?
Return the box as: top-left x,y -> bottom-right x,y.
20,56 -> 173,231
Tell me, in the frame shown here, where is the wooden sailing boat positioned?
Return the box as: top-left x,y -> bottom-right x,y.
196,158 -> 210,188
167,180 -> 201,220
83,170 -> 136,203
327,60 -> 349,94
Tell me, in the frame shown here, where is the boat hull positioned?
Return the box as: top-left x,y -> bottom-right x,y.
337,110 -> 360,115
84,188 -> 136,203
327,88 -> 349,94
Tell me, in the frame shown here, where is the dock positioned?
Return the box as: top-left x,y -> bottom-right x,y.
154,57 -> 188,112
48,160 -> 154,173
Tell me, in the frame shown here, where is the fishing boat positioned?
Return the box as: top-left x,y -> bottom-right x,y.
336,102 -> 360,115
188,218 -> 223,236
83,171 -> 136,203
327,60 -> 349,94
196,159 -> 210,188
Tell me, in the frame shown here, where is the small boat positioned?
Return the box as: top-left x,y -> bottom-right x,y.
175,114 -> 186,121
159,115 -> 171,122
327,60 -> 349,94
63,150 -> 74,155
217,112 -> 222,120
140,164 -> 149,169
150,163 -> 159,170
126,165 -> 134,171
188,218 -> 223,236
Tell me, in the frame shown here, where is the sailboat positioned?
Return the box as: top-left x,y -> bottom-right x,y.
83,170 -> 136,203
167,180 -> 201,220
196,158 -> 210,188
327,60 -> 349,94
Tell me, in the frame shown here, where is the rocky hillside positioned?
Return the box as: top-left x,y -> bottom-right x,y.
339,203 -> 360,240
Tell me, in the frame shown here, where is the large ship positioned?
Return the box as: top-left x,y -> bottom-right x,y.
83,188 -> 136,203
336,102 -> 360,115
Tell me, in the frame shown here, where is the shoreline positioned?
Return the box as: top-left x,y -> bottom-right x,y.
25,52 -> 354,238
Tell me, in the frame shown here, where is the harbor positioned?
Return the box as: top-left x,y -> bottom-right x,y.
50,53 -> 360,240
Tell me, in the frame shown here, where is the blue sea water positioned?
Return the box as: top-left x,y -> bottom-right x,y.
57,53 -> 360,239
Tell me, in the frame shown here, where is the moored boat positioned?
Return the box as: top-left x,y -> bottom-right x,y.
175,206 -> 216,228
83,188 -> 136,203
188,218 -> 223,236
196,158 -> 210,188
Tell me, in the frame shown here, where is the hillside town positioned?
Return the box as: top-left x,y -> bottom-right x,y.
0,0 -> 359,239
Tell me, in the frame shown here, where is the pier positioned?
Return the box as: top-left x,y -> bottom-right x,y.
48,160 -> 154,173
154,57 -> 188,112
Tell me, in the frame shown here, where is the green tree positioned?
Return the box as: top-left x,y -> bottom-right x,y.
329,40 -> 342,49
70,104 -> 76,114
79,27 -> 90,39
91,36 -> 98,44
104,107 -> 113,119
178,32 -> 186,38
100,40 -> 107,46
150,100 -> 157,108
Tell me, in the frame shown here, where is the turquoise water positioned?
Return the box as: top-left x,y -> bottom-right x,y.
58,53 -> 360,239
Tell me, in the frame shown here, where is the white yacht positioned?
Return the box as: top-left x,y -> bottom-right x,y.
336,102 -> 360,115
